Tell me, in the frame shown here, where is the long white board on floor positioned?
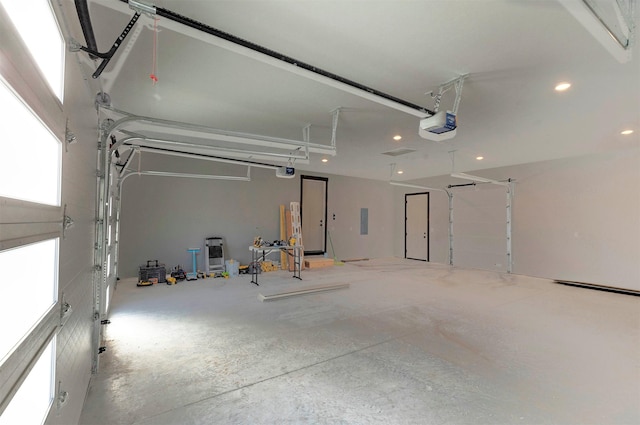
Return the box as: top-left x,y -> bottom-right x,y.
259,282 -> 350,302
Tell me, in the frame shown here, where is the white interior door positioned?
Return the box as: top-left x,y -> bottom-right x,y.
406,193 -> 429,261
301,176 -> 327,254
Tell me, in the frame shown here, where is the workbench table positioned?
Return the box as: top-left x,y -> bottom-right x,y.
249,245 -> 303,286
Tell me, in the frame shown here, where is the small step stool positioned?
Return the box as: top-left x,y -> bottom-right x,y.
205,237 -> 225,275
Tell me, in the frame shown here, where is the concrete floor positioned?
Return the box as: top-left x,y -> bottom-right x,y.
79,258 -> 640,425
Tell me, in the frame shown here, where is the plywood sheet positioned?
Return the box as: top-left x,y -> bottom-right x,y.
304,258 -> 334,268
280,205 -> 286,270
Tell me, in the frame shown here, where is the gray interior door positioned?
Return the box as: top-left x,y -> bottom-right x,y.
405,192 -> 429,261
301,176 -> 327,255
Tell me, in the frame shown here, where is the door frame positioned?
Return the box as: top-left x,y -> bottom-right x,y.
300,175 -> 328,255
405,192 -> 430,261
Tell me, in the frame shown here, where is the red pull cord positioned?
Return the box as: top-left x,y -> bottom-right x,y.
150,18 -> 158,84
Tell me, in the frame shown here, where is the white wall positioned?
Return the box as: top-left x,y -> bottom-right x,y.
118,155 -> 396,278
325,174 -> 395,261
395,149 -> 640,291
509,150 -> 640,290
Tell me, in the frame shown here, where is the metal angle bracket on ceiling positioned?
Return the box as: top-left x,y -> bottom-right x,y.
303,108 -> 341,148
430,74 -> 468,115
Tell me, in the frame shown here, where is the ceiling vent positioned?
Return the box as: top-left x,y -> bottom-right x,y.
381,148 -> 416,157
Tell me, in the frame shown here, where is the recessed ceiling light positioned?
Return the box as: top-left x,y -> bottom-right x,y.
620,129 -> 634,135
321,158 -> 328,163
555,82 -> 571,91
393,135 -> 402,141
397,170 -> 404,174
476,156 -> 484,160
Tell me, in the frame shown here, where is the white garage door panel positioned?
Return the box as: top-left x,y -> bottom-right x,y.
0,5 -> 98,424
453,187 -> 507,272
0,199 -> 60,250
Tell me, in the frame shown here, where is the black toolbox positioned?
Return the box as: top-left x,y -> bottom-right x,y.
138,260 -> 167,283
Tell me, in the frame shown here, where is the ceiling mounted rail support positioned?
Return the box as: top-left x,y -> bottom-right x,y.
125,144 -> 283,170
120,169 -> 251,184
302,125 -> 311,144
102,112 -> 335,158
330,108 -> 341,148
431,74 -> 468,115
118,131 -> 310,163
128,0 -> 156,16
70,8 -> 141,78
114,0 -> 434,118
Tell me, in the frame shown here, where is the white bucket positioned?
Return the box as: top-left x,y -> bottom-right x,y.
225,259 -> 239,277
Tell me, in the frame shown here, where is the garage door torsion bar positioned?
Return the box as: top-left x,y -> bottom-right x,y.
448,182 -> 476,189
120,0 -> 435,117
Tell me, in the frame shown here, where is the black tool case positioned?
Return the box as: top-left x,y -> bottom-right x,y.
138,260 -> 166,283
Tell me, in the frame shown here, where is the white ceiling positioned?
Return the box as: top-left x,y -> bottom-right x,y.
63,0 -> 639,181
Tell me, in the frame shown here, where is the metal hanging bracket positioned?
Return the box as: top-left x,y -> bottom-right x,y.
302,124 -> 311,143
60,301 -> 73,326
430,74 -> 468,114
57,388 -> 68,409
129,0 -> 157,17
330,107 -> 341,148
65,120 -> 76,152
95,92 -> 111,110
62,205 -> 74,238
